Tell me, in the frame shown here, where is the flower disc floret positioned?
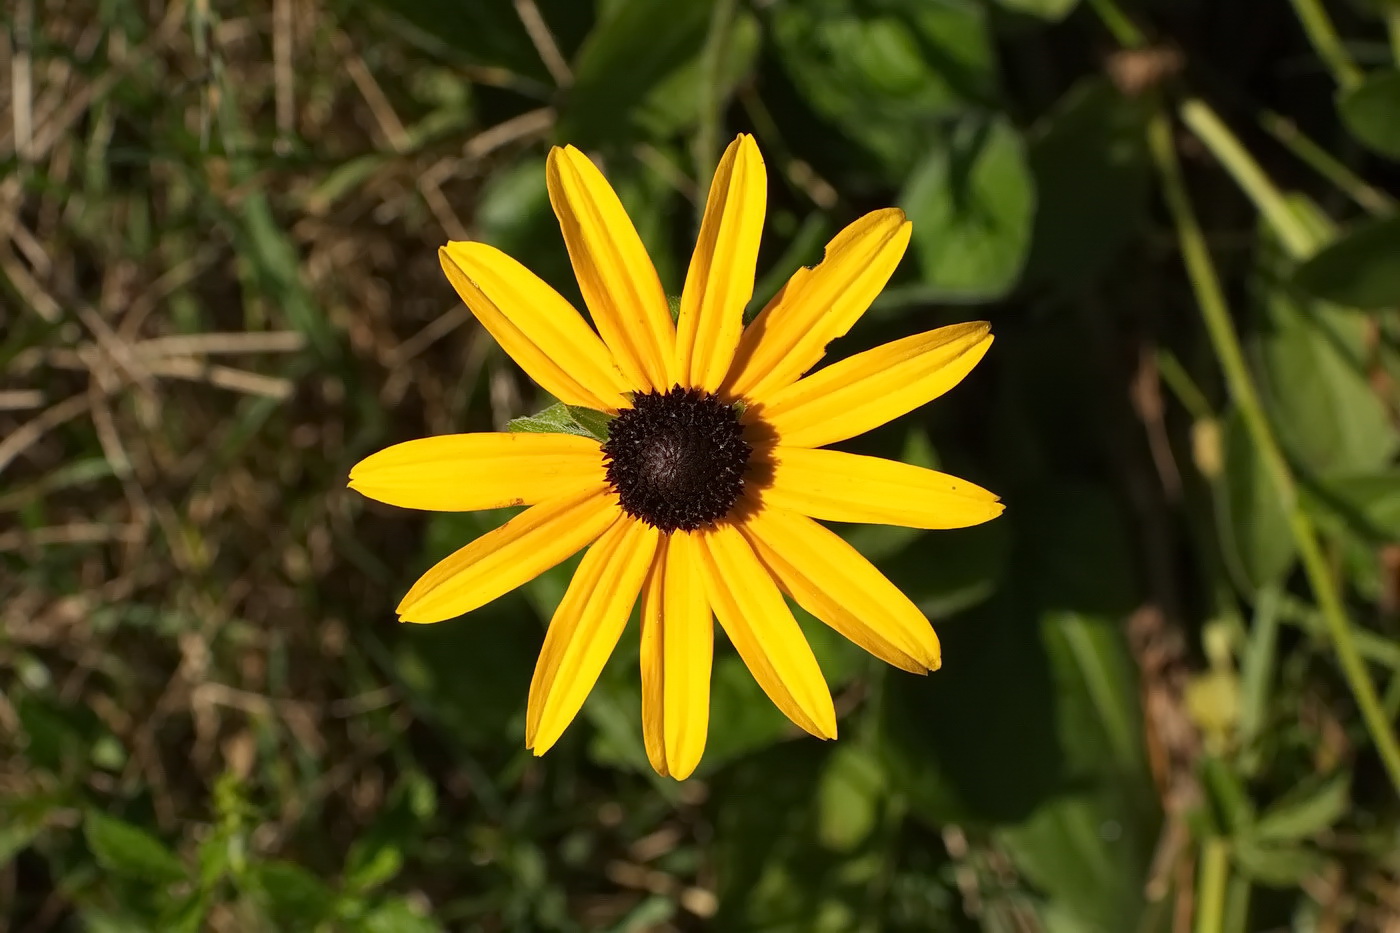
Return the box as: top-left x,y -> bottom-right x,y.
602,387 -> 751,533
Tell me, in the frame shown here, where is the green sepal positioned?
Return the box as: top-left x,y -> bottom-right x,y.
507,400 -> 614,442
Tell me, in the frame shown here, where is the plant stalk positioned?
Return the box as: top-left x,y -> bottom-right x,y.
1179,100 -> 1319,257
1148,109 -> 1400,797
1286,0 -> 1363,89
1195,838 -> 1230,933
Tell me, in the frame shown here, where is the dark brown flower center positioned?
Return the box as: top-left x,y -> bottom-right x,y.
601,386 -> 751,533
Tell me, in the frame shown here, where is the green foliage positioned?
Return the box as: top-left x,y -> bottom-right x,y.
900,115 -> 1036,300
1337,69 -> 1400,158
7,0 -> 1400,931
768,0 -> 994,179
1294,214 -> 1400,310
84,812 -> 188,884
508,400 -> 616,440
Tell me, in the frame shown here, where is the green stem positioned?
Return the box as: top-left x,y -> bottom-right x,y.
693,0 -> 737,195
1389,6 -> 1400,68
1179,100 -> 1319,257
1086,0 -> 1147,48
1258,109 -> 1394,216
1195,838 -> 1230,933
1277,593 -> 1400,670
1286,0 -> 1363,89
1156,347 -> 1214,422
1148,109 -> 1400,797
1237,585 -> 1280,776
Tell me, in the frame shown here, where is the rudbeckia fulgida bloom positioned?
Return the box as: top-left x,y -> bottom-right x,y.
349,135 -> 1002,779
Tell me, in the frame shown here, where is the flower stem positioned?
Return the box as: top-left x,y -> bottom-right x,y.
1390,6 -> 1400,67
1178,99 -> 1320,257
693,0 -> 737,192
1086,0 -> 1147,48
1257,109 -> 1394,216
1286,0 -> 1362,89
1148,109 -> 1400,797
1195,838 -> 1230,933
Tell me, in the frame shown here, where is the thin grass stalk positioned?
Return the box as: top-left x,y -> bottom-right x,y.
1147,109 -> 1400,796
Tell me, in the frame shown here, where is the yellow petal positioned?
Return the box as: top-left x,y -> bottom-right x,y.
698,524 -> 836,739
397,484 -> 618,624
722,209 -> 911,401
740,506 -> 939,673
547,146 -> 675,391
349,432 -> 604,511
527,516 -> 658,755
640,550 -> 669,778
642,531 -> 713,779
760,447 -> 1003,530
675,134 -> 767,392
439,242 -> 631,411
757,322 -> 992,449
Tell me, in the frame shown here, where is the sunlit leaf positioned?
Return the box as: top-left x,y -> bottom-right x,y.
1294,214 -> 1400,311
84,811 -> 187,884
900,116 -> 1035,301
1214,407 -> 1296,590
769,0 -> 994,179
1257,268 -> 1399,475
1251,772 -> 1349,842
247,860 -> 338,924
561,0 -> 713,144
508,401 -> 614,441
1337,69 -> 1400,159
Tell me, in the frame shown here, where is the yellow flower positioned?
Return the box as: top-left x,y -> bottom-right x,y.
349,135 -> 1002,779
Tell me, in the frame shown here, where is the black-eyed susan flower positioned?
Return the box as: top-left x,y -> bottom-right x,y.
349,135 -> 1002,779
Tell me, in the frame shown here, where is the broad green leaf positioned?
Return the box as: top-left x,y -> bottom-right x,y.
1023,78 -> 1150,291
1257,269 -> 1399,475
360,898 -> 444,933
84,810 -> 187,883
344,841 -> 403,894
1293,214 -> 1400,311
993,0 -> 1081,20
1312,472 -> 1400,541
634,11 -> 761,140
1000,794 -> 1145,933
997,609 -> 1154,933
560,0 -> 713,145
508,401 -> 614,441
1214,407 -> 1296,590
247,859 -> 338,924
1337,69 -> 1400,159
816,745 -> 887,852
769,0 -> 994,179
1250,773 -> 1349,843
1232,840 -> 1329,888
900,116 -> 1036,301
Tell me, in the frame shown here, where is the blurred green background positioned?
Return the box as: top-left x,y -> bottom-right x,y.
5,0 -> 1400,929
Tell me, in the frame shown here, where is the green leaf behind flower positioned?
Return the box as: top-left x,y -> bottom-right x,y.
508,401 -> 614,441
